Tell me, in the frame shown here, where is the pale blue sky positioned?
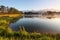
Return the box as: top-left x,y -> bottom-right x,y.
0,0 -> 60,10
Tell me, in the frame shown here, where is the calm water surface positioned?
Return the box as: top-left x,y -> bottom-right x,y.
10,18 -> 60,33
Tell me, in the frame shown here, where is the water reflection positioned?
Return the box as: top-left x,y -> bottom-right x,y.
10,17 -> 60,33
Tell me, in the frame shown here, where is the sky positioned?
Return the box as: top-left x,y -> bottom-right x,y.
0,0 -> 60,11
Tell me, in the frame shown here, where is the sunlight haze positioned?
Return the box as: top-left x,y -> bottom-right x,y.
0,0 -> 60,11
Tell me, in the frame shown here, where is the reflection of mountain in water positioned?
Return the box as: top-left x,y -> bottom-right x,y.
10,18 -> 60,33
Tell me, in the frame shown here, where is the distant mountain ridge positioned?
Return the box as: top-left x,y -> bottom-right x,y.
23,9 -> 60,13
0,5 -> 60,14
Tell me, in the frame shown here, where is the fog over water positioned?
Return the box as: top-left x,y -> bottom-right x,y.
10,17 -> 60,33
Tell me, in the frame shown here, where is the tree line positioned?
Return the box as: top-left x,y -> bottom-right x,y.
0,5 -> 23,14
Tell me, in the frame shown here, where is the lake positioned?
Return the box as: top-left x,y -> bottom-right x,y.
10,17 -> 60,33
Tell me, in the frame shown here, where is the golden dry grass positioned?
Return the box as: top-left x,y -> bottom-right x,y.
0,13 -> 23,17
